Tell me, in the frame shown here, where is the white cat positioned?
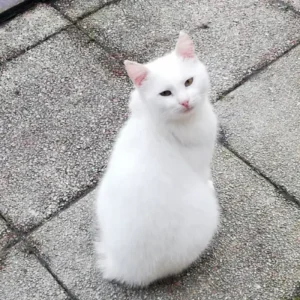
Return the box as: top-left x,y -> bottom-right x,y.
95,31 -> 219,287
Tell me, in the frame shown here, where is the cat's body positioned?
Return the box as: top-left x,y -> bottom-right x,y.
95,32 -> 219,287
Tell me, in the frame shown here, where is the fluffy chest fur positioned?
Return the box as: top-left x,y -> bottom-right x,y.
107,99 -> 217,182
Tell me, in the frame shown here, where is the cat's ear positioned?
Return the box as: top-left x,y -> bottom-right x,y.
124,60 -> 148,87
175,31 -> 195,59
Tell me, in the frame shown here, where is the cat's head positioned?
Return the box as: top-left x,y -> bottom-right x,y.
124,31 -> 210,122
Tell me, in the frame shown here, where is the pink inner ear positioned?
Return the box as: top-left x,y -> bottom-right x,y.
135,72 -> 147,86
124,61 -> 148,86
180,44 -> 194,58
176,32 -> 195,59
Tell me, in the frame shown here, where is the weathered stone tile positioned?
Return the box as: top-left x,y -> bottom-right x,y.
0,3 -> 69,62
215,45 -> 300,202
0,27 -> 131,231
53,0 -> 115,20
0,244 -> 69,299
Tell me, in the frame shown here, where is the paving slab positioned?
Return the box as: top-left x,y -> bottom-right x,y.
53,0 -> 115,20
0,26 -> 131,232
215,45 -> 300,202
0,3 -> 69,63
0,217 -> 17,251
79,0 -> 300,99
0,243 -> 69,299
30,146 -> 300,300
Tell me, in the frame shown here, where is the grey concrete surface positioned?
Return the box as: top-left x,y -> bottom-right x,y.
215,45 -> 300,202
30,146 -> 300,300
0,26 -> 131,232
1,1 -> 300,299
0,217 -> 16,251
53,0 -> 115,20
0,3 -> 69,63
0,243 -> 69,299
79,0 -> 300,99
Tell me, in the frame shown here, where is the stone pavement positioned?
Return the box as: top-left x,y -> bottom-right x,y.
0,1 -> 299,299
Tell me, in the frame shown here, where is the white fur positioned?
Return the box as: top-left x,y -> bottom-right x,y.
95,32 -> 219,287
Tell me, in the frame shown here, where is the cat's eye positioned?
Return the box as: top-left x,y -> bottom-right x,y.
160,90 -> 172,96
185,77 -> 193,87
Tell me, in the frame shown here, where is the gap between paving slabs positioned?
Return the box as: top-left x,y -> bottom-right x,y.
215,37 -> 300,101
0,3 -> 70,63
0,214 -> 79,299
0,215 -> 18,251
47,0 -> 127,63
213,0 -> 300,101
223,144 -> 300,209
215,43 -> 300,205
0,241 -> 71,300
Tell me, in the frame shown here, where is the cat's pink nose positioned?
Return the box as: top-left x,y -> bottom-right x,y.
181,100 -> 190,108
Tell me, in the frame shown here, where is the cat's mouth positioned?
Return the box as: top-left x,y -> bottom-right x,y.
182,106 -> 194,113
